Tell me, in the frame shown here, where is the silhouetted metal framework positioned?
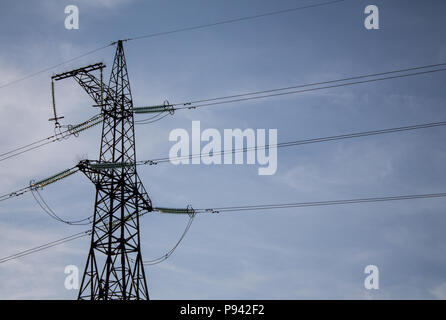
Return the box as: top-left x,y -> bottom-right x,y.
54,40 -> 152,299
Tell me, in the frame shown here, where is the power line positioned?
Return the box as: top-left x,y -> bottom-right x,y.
0,135 -> 54,158
0,45 -> 111,90
0,231 -> 90,264
0,138 -> 67,163
134,111 -> 164,124
0,114 -> 102,163
172,67 -> 446,111
3,62 -> 445,164
2,119 -> 444,204
2,190 -> 446,263
133,63 -> 446,124
0,166 -> 79,204
194,192 -> 446,213
0,1 -> 347,90
134,208 -> 196,266
135,112 -> 171,125
30,186 -> 92,226
137,119 -> 446,165
170,62 -> 446,107
125,0 -> 347,42
0,186 -> 32,203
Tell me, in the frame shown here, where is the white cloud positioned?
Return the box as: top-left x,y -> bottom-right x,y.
77,0 -> 134,9
429,282 -> 446,299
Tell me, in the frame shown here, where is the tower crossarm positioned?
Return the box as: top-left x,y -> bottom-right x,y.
52,63 -> 111,105
77,160 -> 153,213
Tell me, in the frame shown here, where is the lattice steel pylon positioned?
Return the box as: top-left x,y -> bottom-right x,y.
54,40 -> 152,300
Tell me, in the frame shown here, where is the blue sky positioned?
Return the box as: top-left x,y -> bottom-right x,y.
1,0 -> 446,299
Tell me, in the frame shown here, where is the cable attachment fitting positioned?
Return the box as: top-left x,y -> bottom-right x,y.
186,205 -> 196,218
67,124 -> 80,137
29,179 -> 38,191
163,100 -> 175,115
143,160 -> 158,166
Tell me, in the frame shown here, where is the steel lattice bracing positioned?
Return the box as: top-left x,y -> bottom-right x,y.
56,40 -> 152,300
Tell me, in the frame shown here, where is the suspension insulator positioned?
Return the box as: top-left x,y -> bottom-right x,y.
155,207 -> 195,215
32,168 -> 78,189
90,162 -> 134,170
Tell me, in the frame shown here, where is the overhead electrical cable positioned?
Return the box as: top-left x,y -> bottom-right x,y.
140,215 -> 195,265
30,184 -> 92,226
0,231 -> 90,264
135,112 -> 171,125
134,111 -> 164,124
132,63 -> 446,117
0,45 -> 112,90
169,62 -> 446,107
125,0 -> 347,42
2,190 -> 446,263
2,119 -> 444,203
132,206 -> 196,266
0,114 -> 102,163
0,138 -> 59,163
136,120 -> 446,166
0,136 -> 54,158
172,67 -> 446,111
0,166 -> 79,204
0,186 -> 33,203
0,1 -> 347,90
3,62 -> 445,163
193,192 -> 446,214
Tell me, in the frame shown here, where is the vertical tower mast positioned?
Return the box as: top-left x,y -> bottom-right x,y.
53,40 -> 153,300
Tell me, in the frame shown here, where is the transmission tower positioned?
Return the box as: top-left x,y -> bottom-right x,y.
53,40 -> 152,299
